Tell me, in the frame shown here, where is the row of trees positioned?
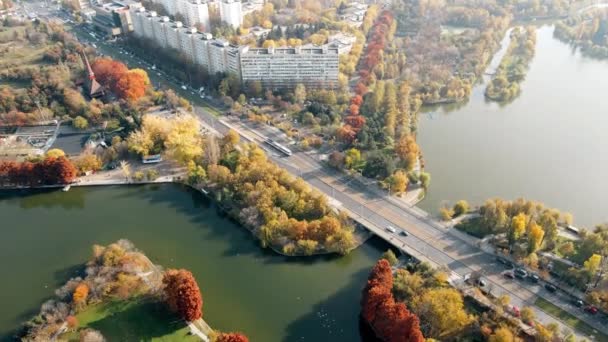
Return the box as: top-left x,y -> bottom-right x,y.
0,155 -> 77,186
360,259 -> 425,342
554,10 -> 608,59
485,27 -> 537,102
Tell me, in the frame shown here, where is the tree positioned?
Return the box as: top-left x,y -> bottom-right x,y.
46,149 -> 65,159
528,222 -> 545,253
520,306 -> 535,324
164,116 -> 204,165
419,172 -> 431,190
584,254 -> 602,276
72,283 -> 89,304
439,207 -> 454,221
79,329 -> 105,342
216,333 -> 249,342
73,116 -> 89,130
488,326 -> 517,342
162,269 -> 203,321
92,57 -> 127,86
509,213 -> 527,247
344,148 -> 362,170
558,241 -> 576,257
453,200 -> 469,217
413,287 -> 473,338
74,153 -> 102,174
294,83 -> 306,104
381,249 -> 398,266
387,170 -> 408,195
115,70 -> 147,101
119,160 -> 131,181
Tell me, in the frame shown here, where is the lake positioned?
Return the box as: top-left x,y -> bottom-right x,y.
0,184 -> 387,341
418,25 -> 608,228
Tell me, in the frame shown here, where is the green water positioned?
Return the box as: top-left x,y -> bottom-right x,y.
0,184 -> 386,341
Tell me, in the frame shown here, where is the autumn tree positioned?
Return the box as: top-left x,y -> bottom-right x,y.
395,135 -> 419,171
162,269 -> 203,321
509,212 -> 527,247
72,283 -> 89,305
453,200 -> 469,217
92,57 -> 127,86
413,287 -> 473,338
387,170 -> 408,195
216,332 -> 250,342
115,70 -> 148,101
528,222 -> 545,253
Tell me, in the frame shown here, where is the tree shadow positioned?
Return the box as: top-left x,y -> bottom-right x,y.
86,299 -> 190,341
53,263 -> 86,284
282,267 -> 380,342
0,188 -> 86,210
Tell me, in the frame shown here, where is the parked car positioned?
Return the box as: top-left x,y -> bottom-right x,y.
545,284 -> 557,292
575,300 -> 584,307
584,306 -> 599,315
528,273 -> 540,283
478,279 -> 487,287
515,268 -> 528,279
503,271 -> 515,279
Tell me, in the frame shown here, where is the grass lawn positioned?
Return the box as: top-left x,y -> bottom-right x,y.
66,297 -> 199,342
454,217 -> 492,238
534,297 -> 607,340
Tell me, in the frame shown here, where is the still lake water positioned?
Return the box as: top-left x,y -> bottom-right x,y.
418,25 -> 608,227
0,184 -> 386,341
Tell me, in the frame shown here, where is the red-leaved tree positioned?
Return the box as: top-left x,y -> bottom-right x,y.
162,269 -> 203,321
361,259 -> 424,342
216,332 -> 250,342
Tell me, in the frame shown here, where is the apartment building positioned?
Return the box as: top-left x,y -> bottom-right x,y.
239,46 -> 339,89
151,0 -> 210,29
130,7 -> 339,89
219,0 -> 242,29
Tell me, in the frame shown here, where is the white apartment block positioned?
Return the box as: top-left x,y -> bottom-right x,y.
152,0 -> 210,29
239,46 -> 339,89
130,7 -> 339,89
219,0 -> 242,29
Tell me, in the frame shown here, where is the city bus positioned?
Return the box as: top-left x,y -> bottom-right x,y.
264,138 -> 292,156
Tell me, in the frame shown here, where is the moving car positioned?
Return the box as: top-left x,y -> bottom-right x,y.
545,284 -> 557,292
400,230 -> 409,237
386,226 -> 397,234
584,306 -> 598,315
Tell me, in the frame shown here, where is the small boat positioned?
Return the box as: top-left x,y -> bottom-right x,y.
62,185 -> 71,192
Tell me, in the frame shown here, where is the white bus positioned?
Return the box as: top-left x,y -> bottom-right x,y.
265,138 -> 292,156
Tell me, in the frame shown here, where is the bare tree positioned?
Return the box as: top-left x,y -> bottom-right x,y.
119,160 -> 131,181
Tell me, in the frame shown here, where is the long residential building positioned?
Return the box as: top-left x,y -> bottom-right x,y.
150,0 -> 210,30
130,7 -> 340,89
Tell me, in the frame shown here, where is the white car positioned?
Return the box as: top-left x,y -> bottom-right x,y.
181,85 -> 187,90
386,226 -> 397,233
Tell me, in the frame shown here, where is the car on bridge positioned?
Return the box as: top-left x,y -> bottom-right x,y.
386,225 -> 397,234
399,229 -> 409,236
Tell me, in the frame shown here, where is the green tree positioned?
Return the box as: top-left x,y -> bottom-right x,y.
344,148 -> 362,170
381,249 -> 398,266
453,200 -> 469,217
419,171 -> 431,190
73,116 -> 89,130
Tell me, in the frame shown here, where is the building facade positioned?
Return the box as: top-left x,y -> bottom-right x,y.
219,0 -> 242,29
239,46 -> 339,89
151,0 -> 210,29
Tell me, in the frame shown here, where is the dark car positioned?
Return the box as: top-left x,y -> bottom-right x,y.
515,268 -> 528,279
528,274 -> 540,283
400,230 -> 409,237
575,300 -> 584,307
478,279 -> 487,287
545,284 -> 558,292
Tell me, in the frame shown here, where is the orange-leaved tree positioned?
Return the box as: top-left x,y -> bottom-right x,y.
162,269 -> 203,321
361,259 -> 424,342
216,332 -> 250,342
72,283 -> 89,304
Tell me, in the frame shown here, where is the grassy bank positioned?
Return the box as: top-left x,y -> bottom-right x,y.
66,297 -> 198,342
